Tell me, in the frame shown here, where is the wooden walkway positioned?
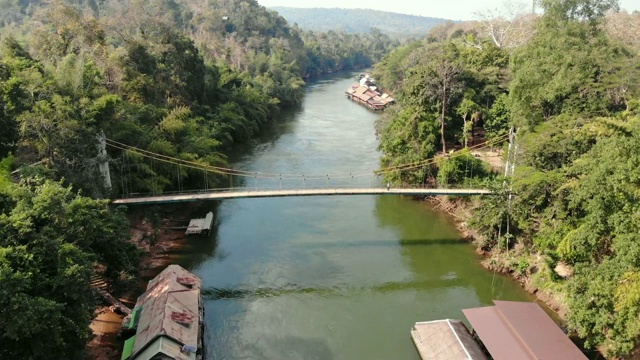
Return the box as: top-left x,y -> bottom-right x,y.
112,188 -> 492,205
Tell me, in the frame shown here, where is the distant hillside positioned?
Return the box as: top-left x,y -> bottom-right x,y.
270,7 -> 451,37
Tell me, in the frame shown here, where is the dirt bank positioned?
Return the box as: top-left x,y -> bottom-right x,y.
87,205 -> 201,360
86,307 -> 124,360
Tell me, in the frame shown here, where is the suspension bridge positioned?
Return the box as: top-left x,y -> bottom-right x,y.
103,133 -> 510,205
112,188 -> 492,205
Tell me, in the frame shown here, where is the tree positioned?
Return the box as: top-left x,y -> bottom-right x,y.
457,93 -> 482,148
436,150 -> 491,187
474,0 -> 538,49
485,93 -> 511,142
539,0 -> 619,27
406,44 -> 464,153
0,178 -> 140,359
605,11 -> 640,50
510,0 -> 632,126
376,105 -> 439,184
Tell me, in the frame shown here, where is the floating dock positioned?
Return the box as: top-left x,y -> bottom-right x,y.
412,301 -> 588,360
185,212 -> 213,235
411,319 -> 487,360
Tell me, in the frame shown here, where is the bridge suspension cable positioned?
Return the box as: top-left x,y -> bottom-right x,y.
105,133 -> 510,181
375,133 -> 510,175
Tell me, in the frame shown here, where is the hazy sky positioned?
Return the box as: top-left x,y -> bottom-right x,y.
257,0 -> 640,21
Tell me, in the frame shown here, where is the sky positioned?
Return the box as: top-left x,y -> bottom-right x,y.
256,0 -> 640,21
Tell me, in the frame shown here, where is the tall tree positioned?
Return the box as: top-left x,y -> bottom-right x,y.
412,44 -> 464,153
474,0 -> 538,49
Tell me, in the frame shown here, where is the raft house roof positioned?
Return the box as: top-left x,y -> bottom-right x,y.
462,300 -> 588,360
345,84 -> 395,110
121,264 -> 202,360
411,319 -> 488,360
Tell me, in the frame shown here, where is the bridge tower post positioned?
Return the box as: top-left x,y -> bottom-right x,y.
503,127 -> 518,251
504,127 -> 518,178
96,130 -> 112,194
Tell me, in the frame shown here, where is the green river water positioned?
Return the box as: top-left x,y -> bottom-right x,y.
171,71 -> 535,359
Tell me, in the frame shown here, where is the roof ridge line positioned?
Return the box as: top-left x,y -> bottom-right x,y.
493,302 -> 537,360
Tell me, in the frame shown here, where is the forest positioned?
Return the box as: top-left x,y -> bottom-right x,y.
0,0 -> 398,358
374,0 -> 640,357
269,7 -> 449,38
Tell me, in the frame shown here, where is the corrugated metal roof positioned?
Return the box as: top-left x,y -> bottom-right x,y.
133,336 -> 195,360
354,86 -> 368,95
411,319 -> 488,360
463,301 -> 587,360
131,265 -> 201,359
144,264 -> 201,293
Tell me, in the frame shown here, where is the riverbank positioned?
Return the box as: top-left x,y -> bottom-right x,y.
87,71 -> 539,360
430,196 -> 570,318
87,205 -> 200,360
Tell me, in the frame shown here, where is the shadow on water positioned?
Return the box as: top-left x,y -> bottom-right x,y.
226,70 -> 362,182
373,195 -> 536,306
291,237 -> 469,250
226,105 -> 301,167
201,277 -> 474,301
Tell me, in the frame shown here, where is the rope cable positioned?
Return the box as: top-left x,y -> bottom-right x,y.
105,133 -> 510,182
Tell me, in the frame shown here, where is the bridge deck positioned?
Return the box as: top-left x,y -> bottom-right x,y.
112,188 -> 492,205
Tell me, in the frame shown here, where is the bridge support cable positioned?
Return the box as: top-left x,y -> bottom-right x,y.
103,132 -> 511,196
104,133 -> 510,183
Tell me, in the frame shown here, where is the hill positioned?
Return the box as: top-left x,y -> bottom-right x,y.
270,7 -> 450,38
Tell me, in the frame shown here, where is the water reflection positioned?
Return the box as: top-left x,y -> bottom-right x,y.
168,71 -> 537,360
374,195 -> 533,316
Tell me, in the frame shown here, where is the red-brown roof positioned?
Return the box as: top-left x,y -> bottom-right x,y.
463,301 -> 587,360
132,265 -> 201,358
354,86 -> 368,95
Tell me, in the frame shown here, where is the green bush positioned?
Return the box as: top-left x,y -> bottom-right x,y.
436,150 -> 491,187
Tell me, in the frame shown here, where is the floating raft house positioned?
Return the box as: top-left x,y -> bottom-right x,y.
412,300 -> 588,360
185,212 -> 213,236
121,265 -> 204,360
463,300 -> 587,360
345,74 -> 395,111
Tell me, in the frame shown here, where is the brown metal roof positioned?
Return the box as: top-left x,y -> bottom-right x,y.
463,301 -> 587,360
354,86 -> 368,95
145,264 -> 201,292
131,265 -> 201,359
411,319 -> 488,360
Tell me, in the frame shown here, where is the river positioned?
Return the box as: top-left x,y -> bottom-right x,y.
174,71 -> 534,359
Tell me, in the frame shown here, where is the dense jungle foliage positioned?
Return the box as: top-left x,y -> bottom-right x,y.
374,0 -> 640,356
0,0 -> 398,198
0,0 -> 398,358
